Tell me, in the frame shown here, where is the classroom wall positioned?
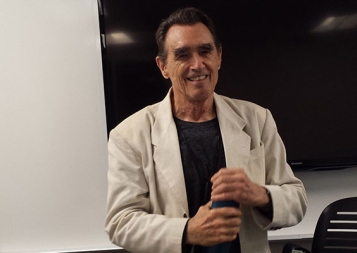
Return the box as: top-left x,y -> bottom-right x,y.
0,1 -> 119,252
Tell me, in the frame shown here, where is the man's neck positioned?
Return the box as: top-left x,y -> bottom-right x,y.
171,96 -> 216,122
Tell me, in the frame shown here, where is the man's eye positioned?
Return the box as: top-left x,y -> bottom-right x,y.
177,54 -> 188,60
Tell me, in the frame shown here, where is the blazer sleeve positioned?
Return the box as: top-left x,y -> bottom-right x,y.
250,109 -> 308,230
105,128 -> 187,253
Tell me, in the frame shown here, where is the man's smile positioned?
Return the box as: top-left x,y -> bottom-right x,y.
187,75 -> 208,81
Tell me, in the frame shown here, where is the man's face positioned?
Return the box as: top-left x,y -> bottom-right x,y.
156,23 -> 222,104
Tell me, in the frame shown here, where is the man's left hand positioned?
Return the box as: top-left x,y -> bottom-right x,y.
210,168 -> 269,208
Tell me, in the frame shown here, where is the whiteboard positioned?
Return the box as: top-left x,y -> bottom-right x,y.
0,1 -> 118,252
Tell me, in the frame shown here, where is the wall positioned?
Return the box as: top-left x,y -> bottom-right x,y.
0,1 -> 118,252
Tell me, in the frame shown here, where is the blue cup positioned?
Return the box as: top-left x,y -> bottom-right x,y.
207,201 -> 240,253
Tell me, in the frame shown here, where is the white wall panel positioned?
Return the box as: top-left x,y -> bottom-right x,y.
0,1 -> 117,252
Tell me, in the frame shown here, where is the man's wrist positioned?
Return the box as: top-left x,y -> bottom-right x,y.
258,188 -> 273,219
181,219 -> 190,253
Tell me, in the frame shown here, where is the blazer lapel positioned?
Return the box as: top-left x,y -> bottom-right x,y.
152,91 -> 189,214
214,94 -> 251,170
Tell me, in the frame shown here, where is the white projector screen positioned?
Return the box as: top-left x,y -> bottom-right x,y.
0,1 -> 118,252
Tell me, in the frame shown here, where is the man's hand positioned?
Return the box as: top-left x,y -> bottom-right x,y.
186,201 -> 242,246
210,168 -> 270,208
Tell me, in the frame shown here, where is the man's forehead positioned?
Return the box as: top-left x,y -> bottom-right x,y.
165,27 -> 214,53
165,23 -> 214,44
172,43 -> 214,53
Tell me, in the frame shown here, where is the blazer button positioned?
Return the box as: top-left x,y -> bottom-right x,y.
183,213 -> 187,218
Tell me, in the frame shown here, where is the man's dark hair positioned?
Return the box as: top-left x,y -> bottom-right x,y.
155,7 -> 221,63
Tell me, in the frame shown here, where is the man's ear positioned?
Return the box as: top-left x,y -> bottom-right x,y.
217,46 -> 222,70
156,56 -> 169,79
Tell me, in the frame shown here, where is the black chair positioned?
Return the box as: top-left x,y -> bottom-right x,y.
283,197 -> 357,253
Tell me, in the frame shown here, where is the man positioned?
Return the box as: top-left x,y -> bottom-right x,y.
105,7 -> 307,253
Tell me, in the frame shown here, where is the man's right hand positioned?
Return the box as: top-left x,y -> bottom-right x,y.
185,201 -> 242,246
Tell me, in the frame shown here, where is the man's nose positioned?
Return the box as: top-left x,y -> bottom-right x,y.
190,53 -> 205,70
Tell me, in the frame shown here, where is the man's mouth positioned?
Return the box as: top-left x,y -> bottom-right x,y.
187,75 -> 208,81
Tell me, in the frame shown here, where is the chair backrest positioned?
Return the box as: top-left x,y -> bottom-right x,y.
311,197 -> 357,253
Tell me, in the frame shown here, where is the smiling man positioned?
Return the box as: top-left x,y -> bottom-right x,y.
156,22 -> 221,119
106,7 -> 307,253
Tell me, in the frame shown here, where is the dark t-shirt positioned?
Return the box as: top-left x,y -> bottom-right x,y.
174,117 -> 225,216
174,117 -> 240,253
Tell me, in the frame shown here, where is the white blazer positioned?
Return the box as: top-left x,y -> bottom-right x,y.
106,90 -> 307,253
